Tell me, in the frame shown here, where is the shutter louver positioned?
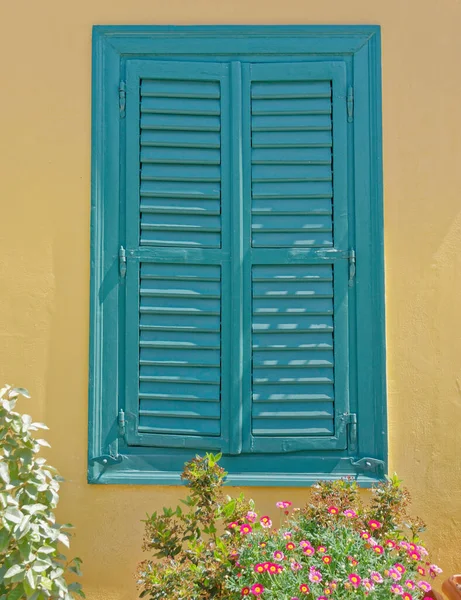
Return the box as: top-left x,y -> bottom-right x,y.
247,63 -> 351,453
124,61 -> 230,451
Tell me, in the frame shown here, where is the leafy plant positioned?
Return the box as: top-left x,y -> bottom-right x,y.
137,453 -> 250,600
138,454 -> 441,600
0,384 -> 84,600
226,478 -> 441,600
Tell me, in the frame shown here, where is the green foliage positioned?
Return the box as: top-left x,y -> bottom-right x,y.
226,477 -> 439,600
0,385 -> 84,600
138,454 -> 439,600
137,453 -> 250,600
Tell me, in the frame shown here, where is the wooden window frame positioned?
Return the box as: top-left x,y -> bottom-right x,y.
89,25 -> 386,486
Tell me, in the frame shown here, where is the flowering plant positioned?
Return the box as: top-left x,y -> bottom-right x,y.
225,476 -> 442,600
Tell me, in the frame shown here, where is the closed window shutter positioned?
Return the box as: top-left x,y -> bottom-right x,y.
246,63 -> 351,453
123,61 -> 231,451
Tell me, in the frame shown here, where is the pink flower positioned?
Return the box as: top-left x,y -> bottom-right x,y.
418,582 -> 432,593
402,594 -> 413,600
303,546 -> 315,557
371,572 -> 383,583
408,550 -> 421,561
291,561 -> 303,572
373,545 -> 384,555
246,511 -> 257,523
317,546 -> 327,554
283,531 -> 293,540
386,539 -> 396,549
228,522 -> 239,530
273,550 -> 285,561
309,570 -> 323,583
240,524 -> 252,535
348,574 -> 361,588
318,596 -> 328,600
394,564 -> 406,574
254,564 -> 265,574
400,541 -> 411,550
260,516 -> 272,529
251,584 -> 264,596
363,579 -> 375,591
430,564 -> 443,575
327,506 -> 339,515
360,531 -> 371,540
276,501 -> 292,509
389,569 -> 402,581
299,540 -> 312,549
418,566 -> 426,576
391,585 -> 404,595
418,545 -> 429,557
368,519 -> 382,530
405,580 -> 416,590
343,509 -> 357,518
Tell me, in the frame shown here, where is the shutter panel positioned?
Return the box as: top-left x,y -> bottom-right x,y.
246,62 -> 351,453
123,61 -> 231,451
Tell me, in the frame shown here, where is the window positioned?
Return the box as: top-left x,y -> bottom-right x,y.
89,26 -> 386,485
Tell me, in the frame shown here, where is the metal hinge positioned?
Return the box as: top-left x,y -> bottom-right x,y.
348,249 -> 356,286
347,86 -> 354,123
119,81 -> 126,118
350,457 -> 385,473
119,246 -> 127,278
118,408 -> 126,439
342,412 -> 357,452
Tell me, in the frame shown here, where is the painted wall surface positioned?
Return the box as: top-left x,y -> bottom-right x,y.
0,1 -> 460,599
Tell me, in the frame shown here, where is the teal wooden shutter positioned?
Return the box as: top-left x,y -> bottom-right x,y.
244,62 -> 351,453
123,61 -> 231,451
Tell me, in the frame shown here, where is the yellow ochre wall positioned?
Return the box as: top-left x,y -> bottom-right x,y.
1,0 -> 461,598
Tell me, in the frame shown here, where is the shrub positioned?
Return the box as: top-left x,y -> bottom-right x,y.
226,476 -> 442,600
0,384 -> 84,600
137,453 -> 250,600
138,455 -> 441,600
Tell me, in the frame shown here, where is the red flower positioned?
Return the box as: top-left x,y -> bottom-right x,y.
327,506 -> 339,515
241,587 -> 250,596
251,584 -> 264,596
322,555 -> 332,564
286,542 -> 296,551
368,520 -> 382,530
240,524 -> 253,535
300,584 -> 310,594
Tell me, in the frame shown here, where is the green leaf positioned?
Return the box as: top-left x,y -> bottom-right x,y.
25,568 -> 36,591
4,508 -> 23,524
57,533 -> 69,548
31,561 -> 49,573
4,564 -> 25,579
22,504 -> 47,515
6,583 -> 24,600
0,526 -> 10,552
35,439 -> 51,448
0,461 -> 10,484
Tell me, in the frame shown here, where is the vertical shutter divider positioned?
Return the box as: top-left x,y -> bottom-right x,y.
227,61 -> 245,455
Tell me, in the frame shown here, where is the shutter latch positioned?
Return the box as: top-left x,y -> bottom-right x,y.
342,412 -> 357,451
119,81 -> 126,118
347,86 -> 354,123
119,246 -> 127,278
348,249 -> 356,287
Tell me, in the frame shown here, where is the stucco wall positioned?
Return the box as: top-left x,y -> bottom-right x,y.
0,1 -> 460,599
